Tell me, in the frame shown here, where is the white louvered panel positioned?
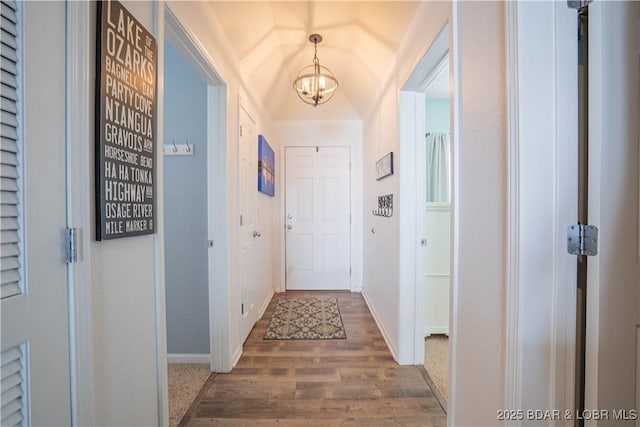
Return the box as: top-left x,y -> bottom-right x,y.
1,344 -> 28,427
0,0 -> 21,300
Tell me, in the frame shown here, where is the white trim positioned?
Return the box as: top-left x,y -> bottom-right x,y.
361,288 -> 399,361
504,0 -> 522,419
65,2 -> 95,425
208,84 -> 232,373
448,3 -> 462,420
397,90 -> 419,365
152,4 -> 170,426
425,327 -> 449,336
425,203 -> 451,212
421,55 -> 449,94
167,354 -> 211,364
425,274 -> 451,278
551,2 -> 579,418
258,289 -> 274,321
231,344 -> 243,368
504,2 -> 579,421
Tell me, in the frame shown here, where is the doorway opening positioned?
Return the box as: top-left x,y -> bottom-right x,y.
398,22 -> 452,412
160,7 -> 229,426
422,57 -> 451,403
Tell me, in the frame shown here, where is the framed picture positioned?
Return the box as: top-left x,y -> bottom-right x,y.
375,152 -> 394,180
95,0 -> 157,240
258,135 -> 275,196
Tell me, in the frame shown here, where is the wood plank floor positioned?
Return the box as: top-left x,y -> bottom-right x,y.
181,291 -> 446,426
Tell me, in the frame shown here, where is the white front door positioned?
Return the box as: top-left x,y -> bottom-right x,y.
238,105 -> 258,342
285,146 -> 350,290
1,2 -> 71,424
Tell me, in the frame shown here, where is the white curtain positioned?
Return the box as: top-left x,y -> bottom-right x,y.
426,132 -> 450,203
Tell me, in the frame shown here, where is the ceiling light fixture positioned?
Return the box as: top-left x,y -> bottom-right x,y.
293,34 -> 338,107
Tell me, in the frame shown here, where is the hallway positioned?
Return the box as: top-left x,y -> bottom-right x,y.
179,291 -> 446,426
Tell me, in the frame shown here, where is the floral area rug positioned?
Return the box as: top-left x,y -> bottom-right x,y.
263,297 -> 347,340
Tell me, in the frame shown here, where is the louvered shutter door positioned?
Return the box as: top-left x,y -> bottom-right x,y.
0,0 -> 21,300
0,344 -> 28,426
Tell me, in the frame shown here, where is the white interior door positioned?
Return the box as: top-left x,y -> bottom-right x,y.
585,1 -> 640,418
285,146 -> 350,290
1,2 -> 71,424
238,105 -> 258,342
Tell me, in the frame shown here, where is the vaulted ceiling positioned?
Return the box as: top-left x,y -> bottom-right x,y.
208,1 -> 422,120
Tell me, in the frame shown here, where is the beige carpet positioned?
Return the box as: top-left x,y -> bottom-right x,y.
168,363 -> 211,427
424,335 -> 449,399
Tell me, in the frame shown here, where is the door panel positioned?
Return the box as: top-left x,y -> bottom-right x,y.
1,2 -> 71,424
285,147 -> 350,290
585,1 -> 640,420
238,105 -> 257,343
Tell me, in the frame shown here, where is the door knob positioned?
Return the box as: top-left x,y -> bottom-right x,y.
253,231 -> 261,238
286,224 -> 293,230
421,238 -> 427,247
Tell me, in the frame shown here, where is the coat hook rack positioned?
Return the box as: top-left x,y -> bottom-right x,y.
163,138 -> 194,156
372,194 -> 393,217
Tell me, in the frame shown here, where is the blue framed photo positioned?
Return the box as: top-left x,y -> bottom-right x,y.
258,135 -> 275,196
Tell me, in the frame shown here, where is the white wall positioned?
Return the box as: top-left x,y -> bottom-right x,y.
64,1 -> 279,424
273,120 -> 363,292
87,2 -> 162,425
163,40 -> 210,357
450,3 -> 507,423
362,1 -> 508,424
425,99 -> 450,134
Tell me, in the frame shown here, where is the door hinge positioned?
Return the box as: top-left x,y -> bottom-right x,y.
567,0 -> 592,9
567,224 -> 598,256
349,267 -> 352,276
66,227 -> 78,263
241,303 -> 244,315
240,215 -> 243,226
240,125 -> 243,137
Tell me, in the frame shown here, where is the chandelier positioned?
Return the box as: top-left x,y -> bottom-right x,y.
293,34 -> 338,107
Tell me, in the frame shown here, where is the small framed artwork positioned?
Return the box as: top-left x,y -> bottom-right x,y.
258,135 -> 275,196
375,152 -> 394,180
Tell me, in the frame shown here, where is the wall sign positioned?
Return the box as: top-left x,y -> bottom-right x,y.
95,0 -> 157,240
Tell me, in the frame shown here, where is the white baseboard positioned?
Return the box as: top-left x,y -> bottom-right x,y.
258,289 -> 274,320
167,353 -> 210,364
361,287 -> 399,361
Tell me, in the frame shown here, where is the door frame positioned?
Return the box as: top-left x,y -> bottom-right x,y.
163,5 -> 230,371
397,21 -> 451,366
66,2 -> 97,425
503,0 -> 578,415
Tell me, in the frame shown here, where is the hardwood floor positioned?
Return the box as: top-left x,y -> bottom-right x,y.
180,291 -> 446,426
